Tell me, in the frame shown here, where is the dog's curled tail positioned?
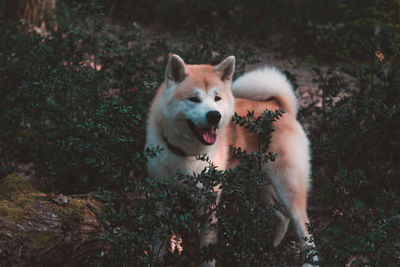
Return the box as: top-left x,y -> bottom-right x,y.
231,67 -> 298,116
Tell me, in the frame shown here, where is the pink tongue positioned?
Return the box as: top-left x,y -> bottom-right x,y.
201,127 -> 217,145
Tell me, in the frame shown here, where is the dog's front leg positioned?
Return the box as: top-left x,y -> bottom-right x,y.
200,221 -> 217,267
198,207 -> 217,267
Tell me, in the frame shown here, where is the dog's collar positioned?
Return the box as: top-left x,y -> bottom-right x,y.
162,134 -> 190,157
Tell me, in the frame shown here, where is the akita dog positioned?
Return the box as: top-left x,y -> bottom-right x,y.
146,54 -> 316,266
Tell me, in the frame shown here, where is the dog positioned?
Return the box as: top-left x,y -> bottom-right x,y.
146,54 -> 317,266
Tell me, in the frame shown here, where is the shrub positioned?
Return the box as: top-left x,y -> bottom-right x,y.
311,62 -> 400,265
1,0 -> 399,266
97,107 -> 288,266
301,2 -> 400,265
0,3 -> 162,192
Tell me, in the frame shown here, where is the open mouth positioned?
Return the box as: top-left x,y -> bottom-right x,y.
187,120 -> 217,145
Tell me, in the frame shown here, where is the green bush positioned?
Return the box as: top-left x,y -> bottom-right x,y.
1,0 -> 399,266
311,62 -> 400,265
96,107 -> 287,266
302,2 -> 400,265
0,2 -> 167,192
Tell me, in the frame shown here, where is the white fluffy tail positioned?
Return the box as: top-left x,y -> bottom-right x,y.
232,67 -> 298,116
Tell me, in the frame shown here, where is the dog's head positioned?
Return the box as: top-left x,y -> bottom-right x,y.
161,54 -> 235,146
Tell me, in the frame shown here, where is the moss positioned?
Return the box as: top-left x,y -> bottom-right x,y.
0,173 -> 89,222
0,173 -> 34,199
28,230 -> 62,251
0,173 -> 45,221
63,198 -> 87,218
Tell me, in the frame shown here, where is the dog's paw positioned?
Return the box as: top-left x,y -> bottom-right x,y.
302,252 -> 319,267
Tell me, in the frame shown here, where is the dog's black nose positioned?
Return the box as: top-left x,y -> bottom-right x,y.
206,110 -> 221,125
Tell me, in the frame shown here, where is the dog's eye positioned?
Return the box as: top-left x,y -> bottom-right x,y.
215,96 -> 221,102
188,97 -> 201,103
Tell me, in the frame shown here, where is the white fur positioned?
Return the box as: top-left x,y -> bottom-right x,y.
146,58 -> 317,266
232,66 -> 298,116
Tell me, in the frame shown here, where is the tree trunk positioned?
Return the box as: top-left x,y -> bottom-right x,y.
4,0 -> 56,34
0,174 -> 106,266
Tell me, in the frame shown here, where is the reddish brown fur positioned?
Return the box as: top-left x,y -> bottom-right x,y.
173,65 -> 217,98
222,98 -> 288,168
147,57 -> 317,264
172,65 -> 232,101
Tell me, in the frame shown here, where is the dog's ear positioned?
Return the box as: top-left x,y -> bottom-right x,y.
214,56 -> 235,83
165,54 -> 188,85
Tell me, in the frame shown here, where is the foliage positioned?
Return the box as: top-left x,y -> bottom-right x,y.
96,107 -> 287,266
214,109 -> 285,265
311,61 -> 400,265
299,2 -> 400,265
0,1 -> 252,193
1,0 -> 400,266
0,2 -> 164,192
